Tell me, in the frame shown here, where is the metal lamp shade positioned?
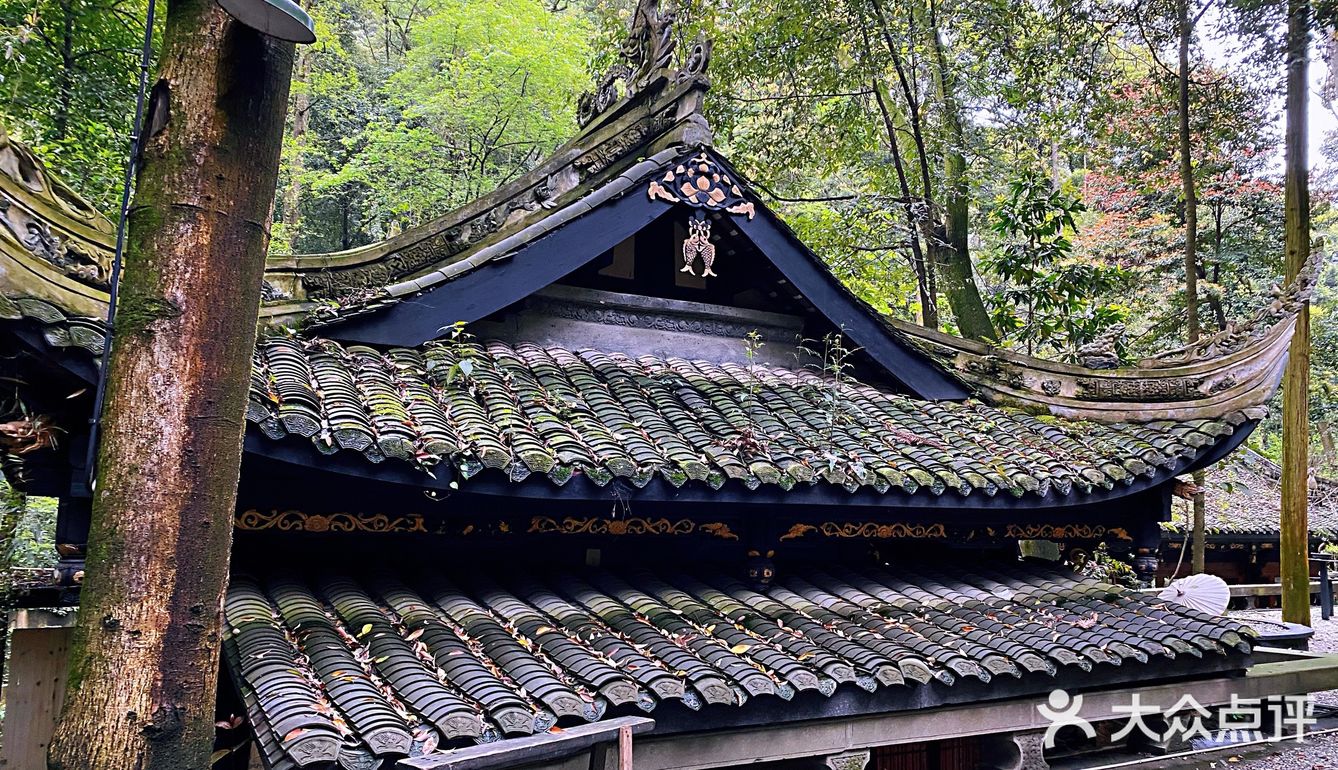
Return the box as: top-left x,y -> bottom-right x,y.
217,0 -> 316,43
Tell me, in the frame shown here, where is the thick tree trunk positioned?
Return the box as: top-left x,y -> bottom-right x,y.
924,0 -> 996,342
1281,0 -> 1311,627
46,1 -> 295,767
1176,0 -> 1208,574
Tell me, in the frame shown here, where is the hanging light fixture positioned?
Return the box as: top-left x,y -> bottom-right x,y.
216,0 -> 316,43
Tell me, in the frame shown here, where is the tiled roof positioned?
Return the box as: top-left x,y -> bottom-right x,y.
222,560 -> 1255,769
1165,450 -> 1338,538
247,337 -> 1247,498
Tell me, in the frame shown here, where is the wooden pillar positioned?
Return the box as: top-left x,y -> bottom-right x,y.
0,609 -> 75,769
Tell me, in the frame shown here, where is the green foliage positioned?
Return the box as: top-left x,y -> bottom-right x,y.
0,474 -> 56,574
10,495 -> 55,569
983,175 -> 1129,360
1072,543 -> 1140,589
277,0 -> 591,252
0,0 -> 149,213
2,0 -> 1332,477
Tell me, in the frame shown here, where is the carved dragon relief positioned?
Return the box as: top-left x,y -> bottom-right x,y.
0,127 -> 114,292
886,252 -> 1322,423
575,0 -> 710,129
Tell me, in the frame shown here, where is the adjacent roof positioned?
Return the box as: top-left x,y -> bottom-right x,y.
1164,449 -> 1338,539
248,337 -> 1254,500
886,259 -> 1318,423
223,558 -> 1255,769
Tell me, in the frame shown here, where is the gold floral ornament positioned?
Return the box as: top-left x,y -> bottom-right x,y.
648,153 -> 757,278
779,522 -> 948,540
235,509 -> 428,534
529,516 -> 737,539
1003,524 -> 1131,541
648,153 -> 757,218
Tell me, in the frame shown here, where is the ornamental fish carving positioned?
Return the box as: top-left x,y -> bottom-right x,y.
681,215 -> 716,276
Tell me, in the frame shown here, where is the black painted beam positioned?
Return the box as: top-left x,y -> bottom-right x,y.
325,191 -> 670,346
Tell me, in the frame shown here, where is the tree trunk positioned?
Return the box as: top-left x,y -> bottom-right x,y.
861,0 -> 939,329
869,77 -> 937,328
924,0 -> 996,342
1178,0 -> 1200,346
1208,207 -> 1228,331
1176,0 -> 1208,574
1280,0 -> 1311,627
283,43 -> 312,233
46,1 -> 295,767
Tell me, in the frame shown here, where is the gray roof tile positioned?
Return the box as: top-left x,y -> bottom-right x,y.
223,560 -> 1254,768
248,338 -> 1244,499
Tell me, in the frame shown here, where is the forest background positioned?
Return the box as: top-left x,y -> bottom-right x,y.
1,0 -> 1336,553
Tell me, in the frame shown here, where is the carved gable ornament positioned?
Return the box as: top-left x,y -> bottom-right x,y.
576,0 -> 712,129
648,152 -> 756,277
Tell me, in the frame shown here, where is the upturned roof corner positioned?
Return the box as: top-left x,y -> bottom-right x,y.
0,126 -> 114,320
886,251 -> 1324,423
257,6 -> 715,311
0,123 -> 1318,431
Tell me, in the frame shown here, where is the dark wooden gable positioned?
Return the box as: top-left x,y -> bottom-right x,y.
320,147 -> 970,401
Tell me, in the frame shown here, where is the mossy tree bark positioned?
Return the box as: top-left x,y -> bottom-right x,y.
924,0 -> 996,343
1280,0 -> 1311,627
46,2 -> 294,768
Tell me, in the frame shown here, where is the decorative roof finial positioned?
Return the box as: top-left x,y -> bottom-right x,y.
576,0 -> 711,129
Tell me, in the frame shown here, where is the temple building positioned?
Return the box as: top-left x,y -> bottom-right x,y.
1160,449 -> 1338,586
2,3 -> 1336,769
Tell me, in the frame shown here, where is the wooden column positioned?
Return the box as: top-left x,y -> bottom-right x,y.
0,610 -> 75,769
